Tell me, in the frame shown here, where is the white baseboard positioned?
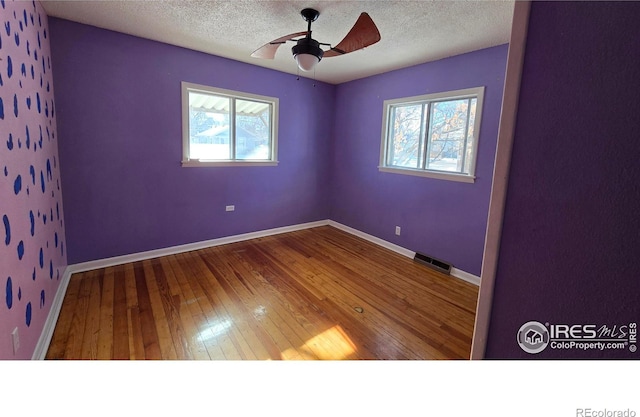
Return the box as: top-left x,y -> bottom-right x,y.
328,220 -> 480,286
32,265 -> 73,360
327,220 -> 415,258
68,220 -> 330,274
34,219 -> 479,359
451,268 -> 481,286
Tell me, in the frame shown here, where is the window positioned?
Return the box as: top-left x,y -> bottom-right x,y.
379,87 -> 484,183
181,82 -> 278,167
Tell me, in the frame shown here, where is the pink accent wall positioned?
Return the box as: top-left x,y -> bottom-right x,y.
0,0 -> 67,359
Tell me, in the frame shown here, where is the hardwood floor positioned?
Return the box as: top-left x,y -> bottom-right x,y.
45,226 -> 479,360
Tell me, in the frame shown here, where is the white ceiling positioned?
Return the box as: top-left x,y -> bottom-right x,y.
40,0 -> 515,85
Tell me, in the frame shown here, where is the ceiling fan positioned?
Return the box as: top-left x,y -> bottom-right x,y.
251,8 -> 381,72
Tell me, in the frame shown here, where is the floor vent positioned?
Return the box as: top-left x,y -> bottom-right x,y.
413,252 -> 452,275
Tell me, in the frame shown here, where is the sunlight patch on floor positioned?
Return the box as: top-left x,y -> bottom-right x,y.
283,325 -> 357,360
197,318 -> 233,342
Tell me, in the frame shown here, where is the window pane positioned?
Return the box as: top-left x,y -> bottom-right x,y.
189,92 -> 230,160
388,104 -> 422,168
235,99 -> 271,160
426,99 -> 471,173
463,98 -> 477,174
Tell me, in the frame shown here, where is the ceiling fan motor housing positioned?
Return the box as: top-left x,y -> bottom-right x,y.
292,38 -> 324,61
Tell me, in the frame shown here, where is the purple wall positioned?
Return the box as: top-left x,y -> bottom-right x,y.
49,18 -> 334,264
0,0 -> 67,359
330,46 -> 508,276
50,18 -> 507,275
486,1 -> 640,358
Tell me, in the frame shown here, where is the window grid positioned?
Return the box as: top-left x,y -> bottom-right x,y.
380,87 -> 484,182
181,81 -> 279,167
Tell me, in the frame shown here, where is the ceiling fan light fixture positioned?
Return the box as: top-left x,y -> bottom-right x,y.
294,53 -> 319,72
292,38 -> 324,72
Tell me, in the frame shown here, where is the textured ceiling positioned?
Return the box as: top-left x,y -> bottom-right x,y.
40,0 -> 515,84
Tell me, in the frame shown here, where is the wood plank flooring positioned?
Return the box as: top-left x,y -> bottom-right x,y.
46,226 -> 479,360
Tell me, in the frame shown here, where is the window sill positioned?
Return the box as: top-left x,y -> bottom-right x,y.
182,160 -> 279,167
378,166 -> 476,183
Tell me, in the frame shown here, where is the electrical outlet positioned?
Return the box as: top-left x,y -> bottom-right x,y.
11,327 -> 19,355
395,226 -> 401,236
225,205 -> 235,212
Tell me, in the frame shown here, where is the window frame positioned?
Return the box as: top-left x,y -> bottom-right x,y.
181,81 -> 279,167
378,87 -> 485,183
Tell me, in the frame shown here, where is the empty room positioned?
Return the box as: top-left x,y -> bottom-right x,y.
2,0 -> 639,367
0,0 -> 510,361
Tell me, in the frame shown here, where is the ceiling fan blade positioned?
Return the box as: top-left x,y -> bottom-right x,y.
324,12 -> 381,58
251,31 -> 308,59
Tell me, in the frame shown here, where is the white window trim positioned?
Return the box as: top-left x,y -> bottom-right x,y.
377,166 -> 476,183
181,81 -> 279,167
379,86 -> 485,182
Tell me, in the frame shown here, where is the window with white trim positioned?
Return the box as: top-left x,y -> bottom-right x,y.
379,87 -> 484,183
181,82 -> 278,167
